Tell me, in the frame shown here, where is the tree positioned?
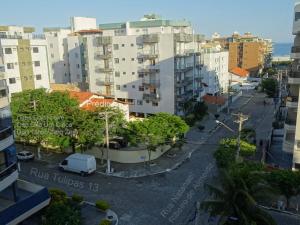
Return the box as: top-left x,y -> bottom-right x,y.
261,78 -> 278,98
125,113 -> 188,166
201,171 -> 277,225
266,170 -> 300,209
214,138 -> 256,168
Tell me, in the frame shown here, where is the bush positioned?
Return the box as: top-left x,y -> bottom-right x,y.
71,194 -> 84,203
95,200 -> 110,211
49,188 -> 67,203
99,219 -> 112,225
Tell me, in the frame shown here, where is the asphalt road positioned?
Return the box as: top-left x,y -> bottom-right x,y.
19,91 -> 300,225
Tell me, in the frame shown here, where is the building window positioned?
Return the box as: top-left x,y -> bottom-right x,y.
116,85 -> 120,90
5,48 -> 12,54
51,54 -> 54,58
122,58 -> 125,61
77,64 -> 80,68
123,72 -> 126,75
113,44 -> 119,50
9,78 -> 16,84
128,99 -> 135,105
138,58 -> 143,64
137,100 -> 143,105
295,12 -> 300,21
115,71 -> 120,77
131,43 -> 134,47
121,44 -> 125,47
7,63 -> 14,69
123,85 -> 127,88
34,61 -> 40,67
75,43 -> 78,47
131,58 -> 135,61
132,85 -> 135,88
132,72 -> 135,75
138,73 -> 144,78
139,86 -> 144,91
114,58 -> 119,64
152,102 -> 158,106
136,29 -> 140,32
50,43 -> 53,48
36,74 -> 42,80
32,47 -> 39,53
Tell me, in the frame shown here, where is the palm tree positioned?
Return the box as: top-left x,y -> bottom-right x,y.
201,171 -> 277,225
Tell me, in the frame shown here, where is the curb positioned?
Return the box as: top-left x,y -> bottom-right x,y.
259,205 -> 300,218
83,201 -> 119,225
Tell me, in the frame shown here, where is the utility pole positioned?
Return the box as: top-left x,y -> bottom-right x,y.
233,112 -> 248,161
99,111 -> 114,174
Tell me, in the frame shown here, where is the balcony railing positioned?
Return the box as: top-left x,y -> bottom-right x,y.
142,79 -> 160,88
174,33 -> 193,43
94,51 -> 112,59
96,78 -> 114,86
292,46 -> 300,53
137,52 -> 159,60
286,96 -> 299,102
143,93 -> 160,101
289,71 -> 300,78
95,66 -> 113,73
0,163 -> 17,182
138,67 -> 160,75
95,36 -> 112,46
285,118 -> 297,125
175,63 -> 194,72
142,34 -> 159,43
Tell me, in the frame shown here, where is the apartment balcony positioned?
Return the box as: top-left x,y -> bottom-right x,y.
95,66 -> 113,73
175,50 -> 194,58
96,77 -> 114,86
95,36 -> 112,46
194,34 -> 205,43
94,51 -> 112,60
175,63 -> 194,72
137,52 -> 159,60
138,67 -> 160,75
282,139 -> 295,154
286,96 -> 299,108
143,93 -> 160,101
174,33 -> 193,43
142,79 -> 160,88
0,179 -> 50,225
176,77 -> 193,87
142,34 -> 159,43
0,163 -> 18,192
288,71 -> 300,84
284,118 -> 297,131
291,46 -> 300,59
0,128 -> 14,152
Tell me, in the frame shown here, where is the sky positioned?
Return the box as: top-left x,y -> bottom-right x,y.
0,0 -> 295,43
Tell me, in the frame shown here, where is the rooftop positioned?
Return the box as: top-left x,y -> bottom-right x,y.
230,67 -> 250,77
203,95 -> 226,105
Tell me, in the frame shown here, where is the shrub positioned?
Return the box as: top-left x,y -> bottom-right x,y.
95,200 -> 110,211
49,188 -> 67,203
99,219 -> 112,225
71,194 -> 84,203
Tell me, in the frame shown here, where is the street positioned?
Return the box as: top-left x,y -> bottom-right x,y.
19,91 -> 300,225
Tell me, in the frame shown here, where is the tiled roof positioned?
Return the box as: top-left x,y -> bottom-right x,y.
230,67 -> 249,77
203,95 -> 226,106
68,91 -> 94,104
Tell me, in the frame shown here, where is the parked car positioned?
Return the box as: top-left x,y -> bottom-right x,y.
17,151 -> 35,161
59,153 -> 96,176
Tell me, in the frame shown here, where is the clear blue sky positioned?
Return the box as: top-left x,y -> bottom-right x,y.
0,0 -> 294,43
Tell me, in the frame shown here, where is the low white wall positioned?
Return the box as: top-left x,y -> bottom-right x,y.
86,145 -> 171,164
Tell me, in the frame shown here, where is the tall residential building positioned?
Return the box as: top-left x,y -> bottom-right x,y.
0,25 -> 50,97
81,14 -> 205,116
214,32 -> 273,75
44,27 -> 71,83
0,74 -> 50,224
200,44 -> 229,95
283,2 -> 300,170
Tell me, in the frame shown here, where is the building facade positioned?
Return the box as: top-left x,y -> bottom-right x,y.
0,26 -> 50,97
0,75 -> 50,225
283,2 -> 300,170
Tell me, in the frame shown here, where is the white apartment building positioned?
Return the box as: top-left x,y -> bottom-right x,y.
200,47 -> 229,95
70,17 -> 97,32
0,25 -> 50,97
283,2 -> 300,170
44,27 -> 71,83
80,15 -> 205,116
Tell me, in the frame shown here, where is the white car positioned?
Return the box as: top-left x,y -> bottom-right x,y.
17,151 -> 35,161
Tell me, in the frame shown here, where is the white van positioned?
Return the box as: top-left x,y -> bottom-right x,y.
59,153 -> 96,176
